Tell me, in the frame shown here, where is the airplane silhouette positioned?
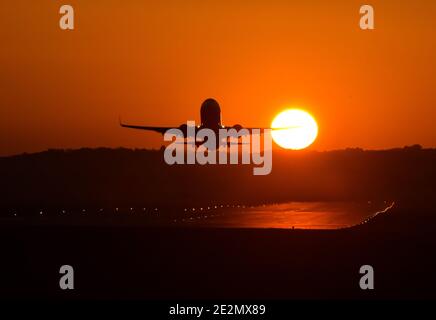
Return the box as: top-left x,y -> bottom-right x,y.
120,98 -> 293,140
120,98 -> 301,150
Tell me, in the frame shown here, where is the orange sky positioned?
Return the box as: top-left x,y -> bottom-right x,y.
0,0 -> 435,155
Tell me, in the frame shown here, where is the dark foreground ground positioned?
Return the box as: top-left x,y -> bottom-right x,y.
1,204 -> 435,300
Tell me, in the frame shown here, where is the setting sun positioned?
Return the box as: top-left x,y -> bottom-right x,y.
271,109 -> 318,150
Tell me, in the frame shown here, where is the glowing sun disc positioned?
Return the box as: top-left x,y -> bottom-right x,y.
271,109 -> 318,150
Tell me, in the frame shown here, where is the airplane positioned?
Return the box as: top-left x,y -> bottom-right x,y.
120,98 -> 296,147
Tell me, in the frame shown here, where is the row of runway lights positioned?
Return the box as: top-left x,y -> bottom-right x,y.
354,201 -> 395,227
184,204 -> 249,212
339,201 -> 395,229
10,207 -> 157,217
9,202 -> 384,218
9,204 -> 253,217
176,204 -> 253,223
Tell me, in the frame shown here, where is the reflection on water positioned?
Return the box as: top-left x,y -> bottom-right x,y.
188,201 -> 391,229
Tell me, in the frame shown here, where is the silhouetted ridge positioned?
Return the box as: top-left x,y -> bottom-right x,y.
0,146 -> 435,210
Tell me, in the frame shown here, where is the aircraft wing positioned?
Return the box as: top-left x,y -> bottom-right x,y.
244,126 -> 300,131
120,120 -> 171,134
226,126 -> 300,135
224,125 -> 270,132
243,127 -> 272,132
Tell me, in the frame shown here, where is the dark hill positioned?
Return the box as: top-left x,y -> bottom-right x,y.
0,145 -> 434,210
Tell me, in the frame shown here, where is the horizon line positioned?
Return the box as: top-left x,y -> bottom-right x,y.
0,144 -> 430,158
